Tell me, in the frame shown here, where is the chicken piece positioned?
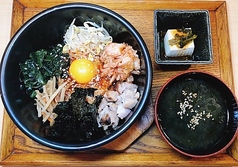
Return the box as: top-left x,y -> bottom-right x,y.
116,81 -> 138,94
108,102 -> 118,112
117,103 -> 131,119
97,80 -> 140,130
126,75 -> 134,83
121,90 -> 140,109
97,103 -> 119,130
104,90 -> 119,102
98,98 -> 108,113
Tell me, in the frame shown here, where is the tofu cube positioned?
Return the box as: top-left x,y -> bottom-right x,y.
164,29 -> 195,57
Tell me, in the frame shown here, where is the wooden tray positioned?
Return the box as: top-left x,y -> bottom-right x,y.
1,0 -> 238,166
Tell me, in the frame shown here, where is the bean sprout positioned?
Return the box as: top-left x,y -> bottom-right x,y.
63,19 -> 113,58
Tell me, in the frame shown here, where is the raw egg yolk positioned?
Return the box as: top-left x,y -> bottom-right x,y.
69,59 -> 96,84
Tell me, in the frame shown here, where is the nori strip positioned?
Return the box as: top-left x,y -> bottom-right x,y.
44,88 -> 105,143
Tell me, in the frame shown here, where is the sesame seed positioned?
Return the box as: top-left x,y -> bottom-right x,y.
176,90 -> 215,130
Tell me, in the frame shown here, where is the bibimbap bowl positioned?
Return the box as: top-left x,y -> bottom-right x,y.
0,3 -> 152,151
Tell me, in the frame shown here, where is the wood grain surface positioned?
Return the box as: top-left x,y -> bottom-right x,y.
1,0 -> 238,166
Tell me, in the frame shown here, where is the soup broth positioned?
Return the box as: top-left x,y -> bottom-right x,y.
158,77 -> 228,153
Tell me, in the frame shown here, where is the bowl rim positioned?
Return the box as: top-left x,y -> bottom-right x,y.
154,70 -> 238,157
0,2 -> 153,151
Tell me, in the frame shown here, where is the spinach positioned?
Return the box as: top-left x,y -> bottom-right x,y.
19,44 -> 69,97
44,88 -> 104,143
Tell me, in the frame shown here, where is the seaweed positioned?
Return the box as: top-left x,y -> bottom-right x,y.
44,88 -> 105,143
19,44 -> 70,98
169,28 -> 197,48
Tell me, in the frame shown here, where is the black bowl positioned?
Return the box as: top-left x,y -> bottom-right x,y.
0,3 -> 152,151
154,71 -> 238,157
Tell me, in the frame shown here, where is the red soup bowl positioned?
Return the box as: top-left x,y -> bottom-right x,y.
154,71 -> 238,157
